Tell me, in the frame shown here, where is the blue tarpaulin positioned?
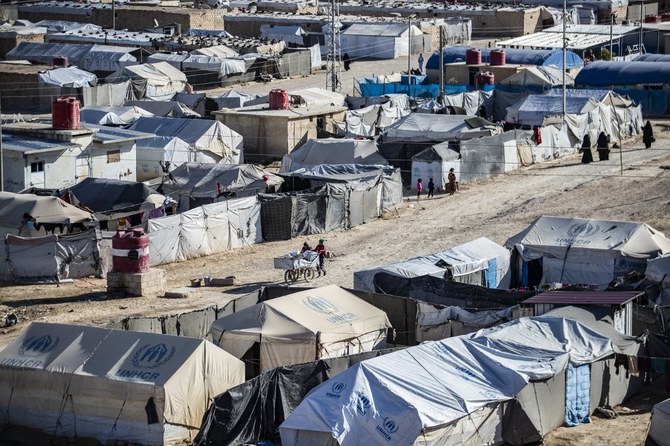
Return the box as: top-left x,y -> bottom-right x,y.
359,82 -> 493,98
575,61 -> 670,86
426,47 -> 584,70
565,364 -> 591,427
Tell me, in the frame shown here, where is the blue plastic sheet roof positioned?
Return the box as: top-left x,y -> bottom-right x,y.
575,60 -> 670,86
633,53 -> 670,62
426,46 -> 584,70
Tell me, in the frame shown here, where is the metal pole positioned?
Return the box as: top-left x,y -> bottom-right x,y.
407,15 -> 412,98
610,13 -> 614,60
562,0 -> 567,123
330,0 -> 336,92
439,25 -> 445,104
112,0 -> 116,30
0,93 -> 3,192
639,1 -> 643,53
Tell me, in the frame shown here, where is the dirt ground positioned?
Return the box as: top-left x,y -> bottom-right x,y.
1,57 -> 669,445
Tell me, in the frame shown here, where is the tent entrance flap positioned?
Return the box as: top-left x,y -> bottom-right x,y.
565,364 -> 591,427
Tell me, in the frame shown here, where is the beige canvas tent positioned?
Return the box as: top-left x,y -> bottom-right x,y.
210,284 -> 392,372
0,322 -> 245,445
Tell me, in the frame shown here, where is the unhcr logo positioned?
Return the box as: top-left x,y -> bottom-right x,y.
375,417 -> 399,441
326,381 -> 346,399
131,343 -> 175,369
567,222 -> 600,238
303,296 -> 338,314
19,335 -> 60,356
353,391 -> 372,416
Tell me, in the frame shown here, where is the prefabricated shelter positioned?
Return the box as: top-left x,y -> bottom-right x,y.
128,117 -> 243,164
261,164 -> 402,240
213,103 -> 347,163
0,322 -> 245,445
80,105 -> 154,126
153,163 -> 282,212
522,290 -> 644,336
279,316 -> 615,446
411,142 -> 461,191
280,138 -> 388,174
340,23 -> 425,60
354,237 -> 511,293
106,62 -> 187,101
135,136 -> 192,182
209,285 -> 392,374
505,216 -> 670,288
65,177 -> 165,222
648,398 -> 670,446
646,254 -> 670,306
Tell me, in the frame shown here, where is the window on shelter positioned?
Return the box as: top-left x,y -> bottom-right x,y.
30,161 -> 44,172
107,150 -> 121,163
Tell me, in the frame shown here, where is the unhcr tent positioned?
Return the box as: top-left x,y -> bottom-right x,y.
136,136 -> 193,182
411,142 -> 460,192
340,23 -> 423,59
107,62 -> 187,101
128,117 -> 243,164
354,237 -> 511,293
280,138 -> 387,174
80,105 -> 154,125
279,316 -> 614,446
381,114 -> 496,143
499,65 -> 573,91
153,163 -> 282,212
0,322 -> 245,445
505,216 -> 670,288
210,285 -> 392,373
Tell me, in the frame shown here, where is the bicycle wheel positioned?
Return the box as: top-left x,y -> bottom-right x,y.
304,268 -> 315,282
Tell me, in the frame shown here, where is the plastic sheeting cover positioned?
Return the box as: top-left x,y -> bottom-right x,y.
280,138 -> 387,174
37,66 -> 97,88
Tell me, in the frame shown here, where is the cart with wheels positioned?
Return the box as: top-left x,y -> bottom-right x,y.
274,253 -> 319,284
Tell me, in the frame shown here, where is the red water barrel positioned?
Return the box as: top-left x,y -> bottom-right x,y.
112,229 -> 150,274
644,15 -> 659,23
490,49 -> 506,66
269,89 -> 289,110
662,12 -> 670,21
465,48 -> 481,65
479,71 -> 495,85
53,56 -> 68,67
52,97 -> 80,130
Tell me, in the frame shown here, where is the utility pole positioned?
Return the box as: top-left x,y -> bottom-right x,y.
0,93 -> 3,192
439,25 -> 445,104
562,0 -> 567,123
639,1 -> 644,53
326,0 -> 341,92
609,13 -> 614,60
112,0 -> 116,30
407,14 -> 417,98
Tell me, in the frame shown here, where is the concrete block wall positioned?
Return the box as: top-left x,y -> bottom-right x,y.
107,269 -> 167,297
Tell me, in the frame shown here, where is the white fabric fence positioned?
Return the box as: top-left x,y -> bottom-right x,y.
147,196 -> 261,266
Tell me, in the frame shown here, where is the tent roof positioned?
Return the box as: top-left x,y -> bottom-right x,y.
508,94 -> 597,116
280,316 -> 614,442
211,284 -> 391,343
0,192 -> 92,226
290,87 -> 346,107
80,105 -> 154,125
109,61 -> 187,84
505,215 -> 670,258
1,134 -> 80,155
382,113 -> 478,142
280,138 -> 387,173
191,44 -> 239,58
37,66 -> 97,88
125,100 -> 200,118
412,142 -> 460,162
283,163 -> 396,184
524,290 -> 643,305
66,177 -> 163,214
341,23 -> 421,37
154,162 -> 281,198
500,65 -> 573,88
575,60 -> 670,86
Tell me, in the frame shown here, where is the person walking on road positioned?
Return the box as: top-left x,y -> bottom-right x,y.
314,239 -> 327,277
418,53 -> 425,73
643,121 -> 655,149
427,178 -> 435,198
416,178 -> 423,200
447,168 -> 457,195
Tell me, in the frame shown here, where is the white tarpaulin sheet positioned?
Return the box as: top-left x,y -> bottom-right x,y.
280,316 -> 614,446
280,138 -> 388,173
107,62 -> 187,101
80,105 -> 153,125
210,285 -> 392,371
0,322 -> 244,445
147,196 -> 261,266
37,66 -> 97,88
416,303 -> 516,342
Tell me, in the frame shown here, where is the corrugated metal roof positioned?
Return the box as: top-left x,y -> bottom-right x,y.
1,134 -> 79,154
523,290 -> 643,306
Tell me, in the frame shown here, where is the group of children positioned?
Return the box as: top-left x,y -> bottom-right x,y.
415,168 -> 457,200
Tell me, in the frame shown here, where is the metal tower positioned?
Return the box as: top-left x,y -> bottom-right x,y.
325,0 -> 341,92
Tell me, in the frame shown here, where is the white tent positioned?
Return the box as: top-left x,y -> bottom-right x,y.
280,138 -> 387,173
340,23 -> 422,60
80,105 -> 154,125
411,142 -> 460,191
505,215 -> 670,288
260,24 -> 306,45
279,316 -> 614,446
191,44 -> 239,58
136,136 -> 194,182
646,254 -> 670,306
290,87 -> 346,107
499,65 -> 574,90
128,117 -> 243,164
648,398 -> 670,446
210,285 -> 392,372
37,66 -> 97,88
107,62 -> 187,101
381,114 -> 499,143
0,322 -> 245,445
354,237 -> 511,292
